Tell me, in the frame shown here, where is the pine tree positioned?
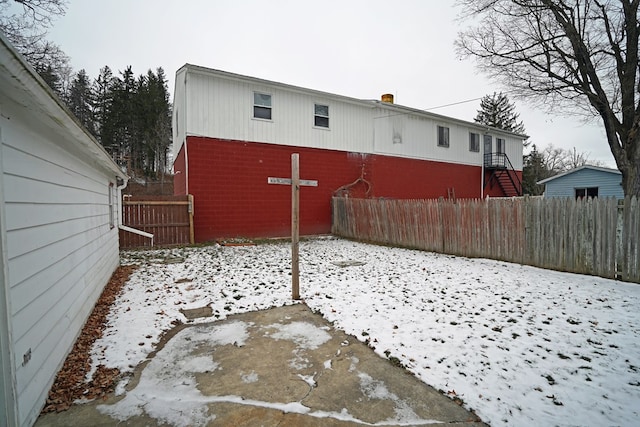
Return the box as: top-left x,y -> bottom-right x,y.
67,69 -> 95,135
522,145 -> 551,195
36,64 -> 62,96
93,65 -> 115,145
474,92 -> 526,135
103,66 -> 137,170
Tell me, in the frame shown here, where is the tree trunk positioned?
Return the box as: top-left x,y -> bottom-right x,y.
619,132 -> 640,198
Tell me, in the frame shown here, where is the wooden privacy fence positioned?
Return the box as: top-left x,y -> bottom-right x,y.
119,195 -> 194,248
332,196 -> 640,283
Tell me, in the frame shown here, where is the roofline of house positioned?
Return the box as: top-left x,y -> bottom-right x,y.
537,165 -> 621,185
178,63 -> 528,140
0,33 -> 127,181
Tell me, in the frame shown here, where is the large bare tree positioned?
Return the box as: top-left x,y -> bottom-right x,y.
0,0 -> 67,66
456,0 -> 640,197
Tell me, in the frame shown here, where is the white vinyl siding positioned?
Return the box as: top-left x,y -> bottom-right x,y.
182,69 -> 373,153
1,111 -> 120,427
171,65 -> 525,171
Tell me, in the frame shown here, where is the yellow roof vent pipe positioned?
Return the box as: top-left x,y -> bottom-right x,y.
381,93 -> 394,104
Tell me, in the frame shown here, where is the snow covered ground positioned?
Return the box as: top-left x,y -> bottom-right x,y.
91,237 -> 640,427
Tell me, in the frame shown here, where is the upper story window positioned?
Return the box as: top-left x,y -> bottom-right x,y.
437,125 -> 449,147
253,92 -> 272,120
314,104 -> 329,128
496,137 -> 505,154
469,132 -> 480,152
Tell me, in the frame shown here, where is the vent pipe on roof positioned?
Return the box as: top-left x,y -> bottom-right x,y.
381,93 -> 394,103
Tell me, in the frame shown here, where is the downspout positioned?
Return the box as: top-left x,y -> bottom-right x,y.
116,176 -> 128,226
184,138 -> 189,195
184,71 -> 189,195
480,133 -> 484,199
117,176 -> 155,246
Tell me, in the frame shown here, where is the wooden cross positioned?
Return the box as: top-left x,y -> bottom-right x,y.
267,154 -> 318,299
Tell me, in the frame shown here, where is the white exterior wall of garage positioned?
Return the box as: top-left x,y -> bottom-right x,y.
0,34 -> 127,427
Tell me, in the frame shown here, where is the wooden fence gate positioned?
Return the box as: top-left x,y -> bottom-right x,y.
119,195 -> 194,248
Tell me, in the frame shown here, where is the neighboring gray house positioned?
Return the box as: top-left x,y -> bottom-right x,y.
1,34 -> 128,426
538,165 -> 623,199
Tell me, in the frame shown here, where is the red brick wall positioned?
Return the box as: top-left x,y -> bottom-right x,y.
174,136 -> 518,242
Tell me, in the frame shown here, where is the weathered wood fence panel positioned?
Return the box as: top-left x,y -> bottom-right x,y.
621,196 -> 639,281
332,196 -> 639,283
119,195 -> 194,248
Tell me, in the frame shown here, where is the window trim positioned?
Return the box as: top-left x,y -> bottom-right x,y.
253,92 -> 272,120
437,125 -> 450,148
575,187 -> 599,199
313,103 -> 329,129
469,132 -> 480,152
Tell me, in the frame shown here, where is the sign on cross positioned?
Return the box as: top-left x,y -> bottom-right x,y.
267,154 -> 318,300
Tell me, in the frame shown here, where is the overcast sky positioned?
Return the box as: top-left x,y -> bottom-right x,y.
46,0 -> 615,167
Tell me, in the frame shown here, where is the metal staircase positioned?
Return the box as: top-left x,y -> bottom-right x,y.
483,153 -> 522,197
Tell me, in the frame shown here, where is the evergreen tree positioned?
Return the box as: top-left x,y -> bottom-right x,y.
522,145 -> 551,196
93,65 -> 115,144
474,92 -> 526,135
35,63 -> 62,96
103,66 -> 137,168
67,69 -> 95,135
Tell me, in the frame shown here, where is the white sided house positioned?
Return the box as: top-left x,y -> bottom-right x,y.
172,65 -> 527,241
0,35 -> 128,426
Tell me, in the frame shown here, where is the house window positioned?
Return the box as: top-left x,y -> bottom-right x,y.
253,92 -> 272,120
437,125 -> 449,147
108,183 -> 115,229
314,104 -> 329,128
496,137 -> 505,154
469,132 -> 480,152
575,187 -> 598,199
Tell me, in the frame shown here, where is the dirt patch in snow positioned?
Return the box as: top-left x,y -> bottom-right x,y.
41,265 -> 136,413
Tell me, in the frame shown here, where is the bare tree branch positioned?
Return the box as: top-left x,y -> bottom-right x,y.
456,0 -> 640,196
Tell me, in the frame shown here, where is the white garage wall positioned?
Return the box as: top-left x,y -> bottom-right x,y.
1,108 -> 122,426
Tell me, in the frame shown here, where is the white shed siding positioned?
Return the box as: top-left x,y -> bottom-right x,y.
1,34 -> 127,426
1,113 -> 121,426
0,126 -> 18,427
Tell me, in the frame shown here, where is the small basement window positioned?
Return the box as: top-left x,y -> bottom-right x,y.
469,132 -> 480,152
314,104 -> 329,128
575,187 -> 598,199
437,125 -> 449,147
253,92 -> 272,120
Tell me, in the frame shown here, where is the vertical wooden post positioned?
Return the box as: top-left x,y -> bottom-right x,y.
188,194 -> 195,245
291,153 -> 300,300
